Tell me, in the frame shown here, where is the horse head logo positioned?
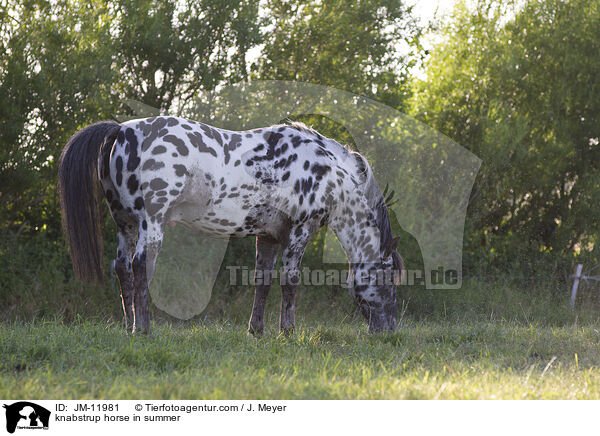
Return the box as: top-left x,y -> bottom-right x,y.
3,402 -> 50,434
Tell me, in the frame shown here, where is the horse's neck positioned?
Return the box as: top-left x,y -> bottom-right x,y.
328,153 -> 387,269
330,199 -> 383,268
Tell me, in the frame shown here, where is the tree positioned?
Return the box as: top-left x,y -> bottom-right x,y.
414,0 -> 600,271
254,0 -> 422,111
112,0 -> 261,111
0,0 -> 117,239
0,0 -> 261,237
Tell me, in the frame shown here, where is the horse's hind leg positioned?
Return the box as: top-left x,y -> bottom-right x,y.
114,223 -> 137,330
131,218 -> 163,334
248,236 -> 280,336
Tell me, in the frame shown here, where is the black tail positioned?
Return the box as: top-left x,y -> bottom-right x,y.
58,121 -> 121,284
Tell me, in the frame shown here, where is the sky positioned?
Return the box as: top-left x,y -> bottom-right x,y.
411,0 -> 457,25
410,0 -> 465,79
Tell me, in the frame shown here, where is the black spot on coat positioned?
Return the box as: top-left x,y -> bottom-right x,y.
125,128 -> 141,171
173,164 -> 189,177
149,178 -> 168,190
134,196 -> 144,210
164,135 -> 189,156
115,156 -> 123,186
187,132 -> 217,157
127,175 -> 139,195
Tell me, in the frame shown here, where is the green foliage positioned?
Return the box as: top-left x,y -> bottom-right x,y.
248,1 -> 426,273
0,230 -> 120,322
112,0 -> 261,110
254,0 -> 422,109
414,0 -> 600,271
3,0 -> 600,324
0,0 -> 261,237
1,0 -> 117,238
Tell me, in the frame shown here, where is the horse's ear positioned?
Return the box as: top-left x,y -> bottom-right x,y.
384,236 -> 401,257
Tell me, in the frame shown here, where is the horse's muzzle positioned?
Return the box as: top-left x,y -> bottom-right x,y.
366,303 -> 398,333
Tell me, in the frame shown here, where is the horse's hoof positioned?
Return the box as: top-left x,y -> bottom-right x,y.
132,325 -> 151,336
247,326 -> 264,337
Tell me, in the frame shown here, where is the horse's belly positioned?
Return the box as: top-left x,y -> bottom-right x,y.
167,165 -> 290,239
168,199 -> 242,236
169,195 -> 276,239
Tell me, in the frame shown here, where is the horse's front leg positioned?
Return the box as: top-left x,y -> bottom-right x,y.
279,231 -> 310,335
248,236 -> 280,336
279,273 -> 298,335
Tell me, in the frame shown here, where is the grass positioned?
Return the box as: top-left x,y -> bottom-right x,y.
1,315 -> 600,399
2,233 -> 600,399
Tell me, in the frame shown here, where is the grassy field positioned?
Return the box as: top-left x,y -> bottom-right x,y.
2,314 -> 600,399
3,259 -> 600,400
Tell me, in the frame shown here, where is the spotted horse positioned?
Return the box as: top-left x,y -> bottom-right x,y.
58,116 -> 404,335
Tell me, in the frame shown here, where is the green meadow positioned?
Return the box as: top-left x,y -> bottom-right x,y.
2,280 -> 599,399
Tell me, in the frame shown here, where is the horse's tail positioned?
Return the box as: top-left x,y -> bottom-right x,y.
58,121 -> 121,284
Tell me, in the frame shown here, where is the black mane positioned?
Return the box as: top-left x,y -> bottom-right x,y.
374,191 -> 394,254
374,183 -> 404,274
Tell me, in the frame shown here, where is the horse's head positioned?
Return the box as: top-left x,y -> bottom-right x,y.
337,153 -> 405,332
349,236 -> 404,333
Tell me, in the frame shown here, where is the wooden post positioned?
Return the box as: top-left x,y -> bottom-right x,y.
570,263 -> 583,310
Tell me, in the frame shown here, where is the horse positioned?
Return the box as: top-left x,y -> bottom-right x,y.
58,116 -> 404,334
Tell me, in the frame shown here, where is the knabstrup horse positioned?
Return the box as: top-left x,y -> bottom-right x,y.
59,116 -> 403,334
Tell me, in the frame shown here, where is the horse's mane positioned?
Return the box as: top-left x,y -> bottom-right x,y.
373,185 -> 394,253
374,187 -> 404,274
288,121 -> 315,134
364,164 -> 403,273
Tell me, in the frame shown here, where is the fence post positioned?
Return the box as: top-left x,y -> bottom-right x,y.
570,263 -> 583,310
